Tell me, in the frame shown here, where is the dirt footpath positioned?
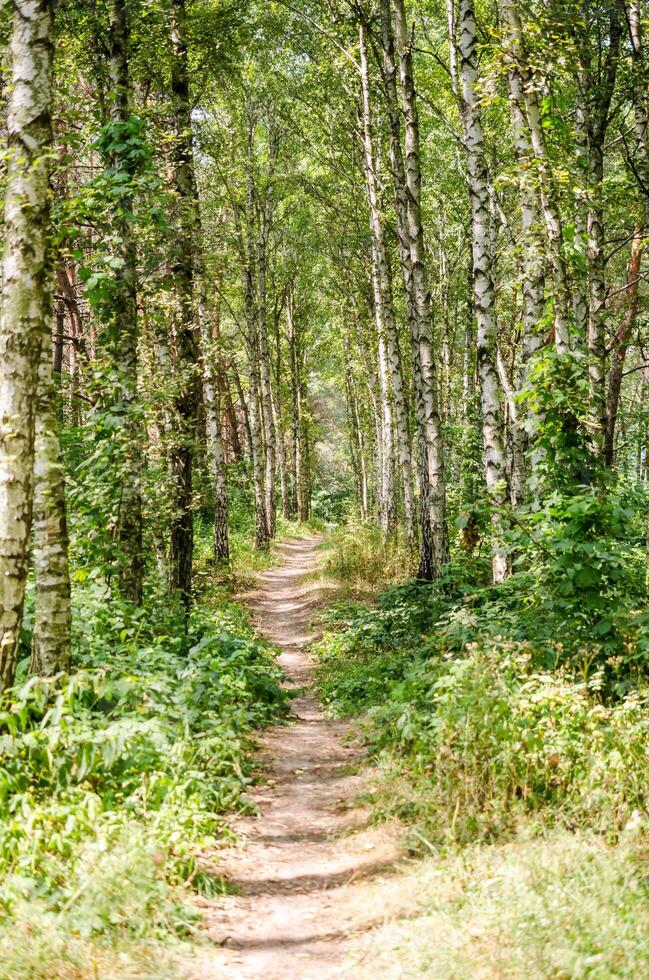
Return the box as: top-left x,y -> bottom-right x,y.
188,535 -> 413,979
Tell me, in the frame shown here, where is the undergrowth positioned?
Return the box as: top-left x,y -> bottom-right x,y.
321,522 -> 414,593
0,580 -> 289,977
315,502 -> 649,845
316,508 -> 649,975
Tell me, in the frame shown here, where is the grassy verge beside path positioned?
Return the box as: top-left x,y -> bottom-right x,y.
313,524 -> 649,978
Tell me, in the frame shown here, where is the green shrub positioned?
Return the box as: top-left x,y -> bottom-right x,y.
315,536 -> 649,845
0,585 -> 288,950
370,642 -> 649,842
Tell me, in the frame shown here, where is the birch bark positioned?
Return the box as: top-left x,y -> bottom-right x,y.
256,176 -> 277,539
458,0 -> 509,582
575,7 -> 622,456
392,0 -> 449,577
507,65 -> 546,498
0,0 -> 55,693
242,124 -> 270,548
501,0 -> 572,356
359,23 -> 411,542
198,290 -> 229,563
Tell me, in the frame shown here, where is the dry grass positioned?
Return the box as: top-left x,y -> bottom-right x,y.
318,524 -> 414,595
350,828 -> 649,978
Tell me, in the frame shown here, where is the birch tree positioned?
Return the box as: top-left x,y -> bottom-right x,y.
456,0 -> 509,582
573,3 -> 622,456
256,157 -> 278,539
501,0 -> 572,357
359,22 -> 410,541
30,313 -> 71,677
392,0 -> 449,578
0,0 -> 55,694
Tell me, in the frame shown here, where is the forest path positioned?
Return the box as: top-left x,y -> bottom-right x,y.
189,534 -> 412,979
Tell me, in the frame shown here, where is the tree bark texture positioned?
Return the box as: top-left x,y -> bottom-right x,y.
502,0 -> 572,356
30,315 -> 72,677
458,0 -> 509,582
106,0 -> 144,603
0,0 -> 55,694
392,0 -> 449,577
359,23 -> 407,539
168,0 -> 201,609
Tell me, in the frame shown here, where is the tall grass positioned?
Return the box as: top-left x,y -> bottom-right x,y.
321,523 -> 414,593
354,831 -> 649,978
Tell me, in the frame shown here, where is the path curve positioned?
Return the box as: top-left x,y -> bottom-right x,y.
191,535 -> 407,979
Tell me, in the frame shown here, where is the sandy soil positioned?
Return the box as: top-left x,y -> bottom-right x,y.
187,535 -> 414,979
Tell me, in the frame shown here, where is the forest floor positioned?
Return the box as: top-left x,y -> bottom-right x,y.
186,535 -> 418,979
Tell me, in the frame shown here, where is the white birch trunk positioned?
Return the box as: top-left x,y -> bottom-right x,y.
507,65 -> 546,498
458,0 -> 509,582
0,0 -> 54,693
198,292 -> 229,563
256,185 -> 277,539
392,0 -> 449,576
577,9 -> 622,458
359,24 -> 412,543
239,122 -> 270,549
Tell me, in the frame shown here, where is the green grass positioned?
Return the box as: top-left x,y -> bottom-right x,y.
319,523 -> 415,595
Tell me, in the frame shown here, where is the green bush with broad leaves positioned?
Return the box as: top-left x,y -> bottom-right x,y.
315,488 -> 649,845
0,585 -> 288,945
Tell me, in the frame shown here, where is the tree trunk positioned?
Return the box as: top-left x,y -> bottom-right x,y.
199,290 -> 229,563
575,6 -> 622,457
353,298 -> 386,522
299,414 -> 311,522
168,0 -> 201,610
231,360 -> 254,463
30,316 -> 72,676
379,0 -> 418,348
458,0 -> 509,583
272,321 -> 290,521
603,224 -> 644,467
256,178 -> 277,539
346,361 -> 369,519
358,24 -> 406,540
630,0 -> 649,223
289,298 -> 301,519
0,0 -> 55,694
242,124 -> 270,549
106,0 -> 144,604
602,0 -> 648,470
53,301 -> 64,379
380,0 -> 431,543
220,369 -> 242,460
392,0 -> 449,578
507,64 -> 546,499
